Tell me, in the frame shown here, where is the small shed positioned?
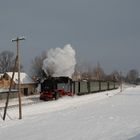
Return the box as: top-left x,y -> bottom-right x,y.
1,72 -> 37,96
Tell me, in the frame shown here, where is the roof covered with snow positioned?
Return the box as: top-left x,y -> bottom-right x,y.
6,72 -> 35,84
0,73 -> 3,77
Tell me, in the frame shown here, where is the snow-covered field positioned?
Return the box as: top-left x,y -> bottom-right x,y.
0,85 -> 140,140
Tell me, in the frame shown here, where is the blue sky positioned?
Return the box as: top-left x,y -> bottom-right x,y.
0,0 -> 140,75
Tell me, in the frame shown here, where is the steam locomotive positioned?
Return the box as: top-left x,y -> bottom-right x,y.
40,76 -> 74,101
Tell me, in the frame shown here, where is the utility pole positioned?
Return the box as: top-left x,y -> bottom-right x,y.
12,37 -> 25,119
3,56 -> 18,120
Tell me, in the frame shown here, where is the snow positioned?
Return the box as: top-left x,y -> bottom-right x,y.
0,89 -> 18,93
0,85 -> 140,140
6,72 -> 35,84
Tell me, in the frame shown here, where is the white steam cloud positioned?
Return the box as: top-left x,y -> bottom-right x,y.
42,44 -> 76,78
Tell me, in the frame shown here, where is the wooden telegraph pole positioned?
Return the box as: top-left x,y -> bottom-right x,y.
12,37 -> 25,119
3,56 -> 18,120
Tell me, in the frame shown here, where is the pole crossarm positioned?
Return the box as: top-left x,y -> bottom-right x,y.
11,36 -> 25,42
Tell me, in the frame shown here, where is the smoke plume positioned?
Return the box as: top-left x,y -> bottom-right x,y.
42,44 -> 76,78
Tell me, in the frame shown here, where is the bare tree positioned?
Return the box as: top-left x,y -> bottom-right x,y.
92,63 -> 105,80
74,61 -> 94,80
126,69 -> 139,83
106,70 -> 120,81
31,52 -> 47,79
0,50 -> 19,73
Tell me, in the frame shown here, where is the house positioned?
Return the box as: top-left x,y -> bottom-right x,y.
0,72 -> 37,96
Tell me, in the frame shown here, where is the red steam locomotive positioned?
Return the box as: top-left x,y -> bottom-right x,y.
40,76 -> 74,101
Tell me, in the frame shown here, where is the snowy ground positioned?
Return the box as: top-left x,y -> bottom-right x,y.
0,85 -> 140,140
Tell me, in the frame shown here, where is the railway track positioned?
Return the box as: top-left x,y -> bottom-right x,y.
0,97 -> 42,111
0,98 -> 43,121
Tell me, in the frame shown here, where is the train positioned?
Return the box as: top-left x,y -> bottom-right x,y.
39,76 -> 119,101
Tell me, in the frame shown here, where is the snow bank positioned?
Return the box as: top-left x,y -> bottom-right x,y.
0,85 -> 140,140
